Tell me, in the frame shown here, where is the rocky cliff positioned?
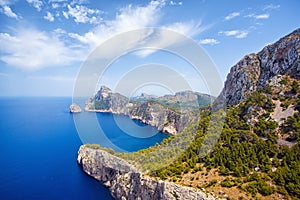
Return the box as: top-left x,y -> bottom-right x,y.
221,28 -> 300,106
77,145 -> 216,200
85,86 -> 212,134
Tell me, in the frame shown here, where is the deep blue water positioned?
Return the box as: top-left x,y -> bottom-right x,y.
0,97 -> 168,199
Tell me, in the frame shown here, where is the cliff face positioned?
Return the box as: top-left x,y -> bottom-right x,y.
77,145 -> 215,200
85,86 -> 210,134
221,28 -> 300,106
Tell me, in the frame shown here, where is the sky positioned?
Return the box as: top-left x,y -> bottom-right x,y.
0,0 -> 299,97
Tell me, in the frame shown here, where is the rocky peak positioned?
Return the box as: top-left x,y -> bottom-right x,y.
96,85 -> 112,99
221,28 -> 300,106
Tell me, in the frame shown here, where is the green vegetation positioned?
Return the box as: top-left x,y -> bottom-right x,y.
85,143 -> 101,149
94,99 -> 110,110
87,84 -> 300,199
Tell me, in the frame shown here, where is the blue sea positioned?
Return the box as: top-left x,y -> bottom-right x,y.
0,97 -> 168,199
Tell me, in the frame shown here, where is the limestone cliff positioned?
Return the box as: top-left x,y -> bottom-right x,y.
85,86 -> 211,134
77,145 -> 216,200
220,28 -> 300,106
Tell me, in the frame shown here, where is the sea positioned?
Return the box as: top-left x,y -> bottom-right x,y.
0,97 -> 168,199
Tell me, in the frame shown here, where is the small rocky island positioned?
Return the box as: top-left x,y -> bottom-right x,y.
69,103 -> 82,113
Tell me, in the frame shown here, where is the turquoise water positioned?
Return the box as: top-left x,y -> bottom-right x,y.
0,97 -> 168,199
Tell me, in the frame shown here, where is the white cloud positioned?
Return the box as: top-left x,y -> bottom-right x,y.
52,3 -> 60,9
199,38 -> 219,45
169,1 -> 183,6
63,4 -> 103,24
225,12 -> 240,20
246,13 -> 270,19
26,0 -> 43,11
0,28 -> 84,70
0,1 -> 19,19
1,5 -> 18,19
44,12 -> 54,22
69,0 -> 205,59
219,30 -> 249,39
263,4 -> 280,11
62,11 -> 68,19
0,0 -> 206,70
163,21 -> 206,37
254,14 -> 269,19
68,0 -> 165,48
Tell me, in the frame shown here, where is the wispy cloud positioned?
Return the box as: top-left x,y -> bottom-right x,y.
0,1 -> 19,19
2,5 -> 18,18
0,0 -> 207,69
199,38 -> 219,45
26,0 -> 43,11
0,29 -> 84,70
254,13 -> 269,19
224,12 -> 240,20
63,4 -> 103,24
169,1 -> 183,6
263,4 -> 280,11
68,0 -> 165,48
246,13 -> 270,19
44,12 -> 55,22
69,0 -> 205,52
219,30 -> 249,39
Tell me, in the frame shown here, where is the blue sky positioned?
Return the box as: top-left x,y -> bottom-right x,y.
0,0 -> 299,97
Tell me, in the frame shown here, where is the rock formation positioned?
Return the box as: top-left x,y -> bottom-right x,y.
85,86 -> 213,134
220,28 -> 300,106
77,145 -> 216,200
69,103 -> 82,113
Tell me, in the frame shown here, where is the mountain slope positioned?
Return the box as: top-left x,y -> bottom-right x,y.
79,28 -> 300,200
153,28 -> 300,199
221,28 -> 300,106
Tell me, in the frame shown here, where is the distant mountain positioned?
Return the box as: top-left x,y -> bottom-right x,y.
132,91 -> 215,111
85,86 -> 213,134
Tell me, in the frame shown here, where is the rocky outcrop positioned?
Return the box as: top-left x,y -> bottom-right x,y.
77,145 -> 215,200
85,86 -> 211,134
220,28 -> 300,106
69,103 -> 82,113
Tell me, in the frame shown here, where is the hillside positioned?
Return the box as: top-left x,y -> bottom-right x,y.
150,28 -> 300,199
79,28 -> 300,200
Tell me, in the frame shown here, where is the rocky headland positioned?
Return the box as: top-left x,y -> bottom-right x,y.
85,86 -> 213,134
78,145 -> 216,200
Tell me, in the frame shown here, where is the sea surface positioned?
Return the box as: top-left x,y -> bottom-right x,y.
0,97 -> 168,199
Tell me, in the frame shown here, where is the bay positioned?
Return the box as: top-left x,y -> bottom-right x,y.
0,97 -> 168,199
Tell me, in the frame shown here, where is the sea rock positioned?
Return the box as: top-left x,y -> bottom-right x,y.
69,103 -> 82,113
219,28 -> 300,106
77,145 -> 216,200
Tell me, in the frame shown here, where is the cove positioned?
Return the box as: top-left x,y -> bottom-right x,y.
0,97 -> 168,199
